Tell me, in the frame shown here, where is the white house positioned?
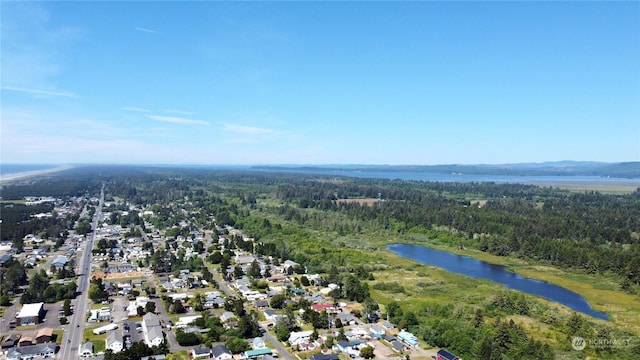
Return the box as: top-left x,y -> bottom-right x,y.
80,341 -> 94,357
288,330 -> 314,346
106,329 -> 123,353
212,344 -> 233,360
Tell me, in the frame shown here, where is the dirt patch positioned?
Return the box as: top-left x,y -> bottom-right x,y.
336,198 -> 380,207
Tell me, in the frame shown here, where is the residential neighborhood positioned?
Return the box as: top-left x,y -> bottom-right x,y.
0,185 -> 454,360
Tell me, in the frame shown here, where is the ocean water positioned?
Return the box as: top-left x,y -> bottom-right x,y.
254,168 -> 640,186
0,164 -> 60,176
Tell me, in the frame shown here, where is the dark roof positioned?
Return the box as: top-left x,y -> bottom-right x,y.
212,344 -> 232,357
0,253 -> 12,265
192,346 -> 210,355
391,340 -> 405,352
437,349 -> 459,360
7,343 -> 57,357
309,354 -> 340,360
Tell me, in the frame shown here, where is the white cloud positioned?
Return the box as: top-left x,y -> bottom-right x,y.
2,86 -> 76,98
135,27 -> 159,34
146,115 -> 208,125
224,124 -> 273,135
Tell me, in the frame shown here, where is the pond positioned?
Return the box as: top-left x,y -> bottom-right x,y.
387,243 -> 609,320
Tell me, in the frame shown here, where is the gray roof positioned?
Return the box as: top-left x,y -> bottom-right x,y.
81,341 -> 94,354
7,343 -> 56,357
192,346 -> 210,355
106,329 -> 122,346
143,312 -> 160,326
147,325 -> 164,341
212,344 -> 232,357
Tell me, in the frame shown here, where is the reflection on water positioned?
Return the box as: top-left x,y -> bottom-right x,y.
388,243 -> 609,320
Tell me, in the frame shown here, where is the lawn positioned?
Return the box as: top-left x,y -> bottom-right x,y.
83,327 -> 106,353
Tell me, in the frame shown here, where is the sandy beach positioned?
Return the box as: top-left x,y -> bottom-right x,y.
0,165 -> 73,184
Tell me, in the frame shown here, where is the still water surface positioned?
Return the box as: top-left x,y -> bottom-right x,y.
388,243 -> 609,320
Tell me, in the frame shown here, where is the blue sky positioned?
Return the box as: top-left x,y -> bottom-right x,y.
2,1 -> 639,165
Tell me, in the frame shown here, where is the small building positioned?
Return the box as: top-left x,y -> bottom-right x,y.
397,330 -> 418,347
80,341 -> 94,357
6,343 -> 56,360
436,349 -> 461,360
337,340 -> 362,353
1,334 -> 20,349
191,346 -> 211,359
244,348 -> 272,359
35,327 -> 53,343
18,337 -> 33,347
51,255 -> 69,268
288,330 -> 314,346
212,344 -> 233,360
106,329 -> 124,353
252,337 -> 266,349
220,311 -> 236,323
309,354 -> 340,360
16,302 -> 45,325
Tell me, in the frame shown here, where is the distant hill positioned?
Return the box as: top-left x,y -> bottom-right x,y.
253,161 -> 640,178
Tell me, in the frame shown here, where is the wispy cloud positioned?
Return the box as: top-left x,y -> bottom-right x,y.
224,124 -> 273,135
135,27 -> 159,34
146,115 -> 208,125
163,109 -> 196,115
1,86 -> 76,98
122,106 -> 151,113
2,2 -> 81,96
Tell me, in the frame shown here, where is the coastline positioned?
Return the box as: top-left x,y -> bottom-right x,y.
0,165 -> 73,184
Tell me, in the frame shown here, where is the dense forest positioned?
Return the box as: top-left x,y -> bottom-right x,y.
1,165 -> 639,359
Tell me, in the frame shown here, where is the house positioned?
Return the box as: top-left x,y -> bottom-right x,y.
336,312 -> 357,326
311,303 -> 333,312
254,300 -> 270,309
1,334 -> 20,349
7,343 -> 56,360
191,346 -> 211,359
212,344 -> 233,360
397,330 -> 418,347
390,340 -> 406,353
147,325 -> 164,347
16,302 -> 45,325
106,329 -> 124,353
80,341 -> 94,357
51,255 -> 69,268
263,310 -> 278,322
381,321 -> 396,331
252,337 -> 266,349
244,348 -> 272,359
337,340 -> 362,353
220,311 -> 236,322
143,312 -> 165,346
369,324 -> 386,338
436,349 -> 461,360
35,327 -> 53,343
309,354 -> 340,360
288,330 -> 314,346
18,337 -> 33,347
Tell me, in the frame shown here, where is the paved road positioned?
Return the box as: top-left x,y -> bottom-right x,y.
200,232 -> 293,360
60,184 -> 104,359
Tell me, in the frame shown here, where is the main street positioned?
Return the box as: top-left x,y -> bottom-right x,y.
59,184 -> 104,359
